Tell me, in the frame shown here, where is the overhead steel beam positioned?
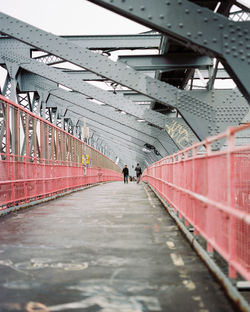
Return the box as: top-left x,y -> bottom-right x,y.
46,95 -> 167,156
66,108 -> 155,164
0,13 -> 218,141
59,70 -> 105,81
18,71 -> 174,155
86,0 -> 250,102
86,128 -> 159,164
114,90 -> 153,102
118,54 -> 213,71
0,40 -> 194,149
31,33 -> 161,66
66,111 -> 146,166
49,33 -> 161,50
16,59 -> 248,151
81,121 -> 148,158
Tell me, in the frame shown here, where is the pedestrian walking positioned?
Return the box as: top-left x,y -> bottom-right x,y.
122,165 -> 129,184
135,163 -> 142,184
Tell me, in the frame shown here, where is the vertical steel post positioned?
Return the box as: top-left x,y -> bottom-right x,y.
227,128 -> 237,279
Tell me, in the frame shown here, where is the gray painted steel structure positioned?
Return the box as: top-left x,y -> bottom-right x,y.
87,0 -> 250,102
0,1 -> 249,167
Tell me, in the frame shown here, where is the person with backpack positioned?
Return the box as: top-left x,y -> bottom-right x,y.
135,163 -> 142,184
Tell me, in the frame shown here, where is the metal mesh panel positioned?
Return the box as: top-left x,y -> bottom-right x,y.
142,124 -> 250,281
0,96 -> 122,211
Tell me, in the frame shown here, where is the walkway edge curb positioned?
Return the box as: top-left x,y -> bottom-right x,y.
145,182 -> 250,312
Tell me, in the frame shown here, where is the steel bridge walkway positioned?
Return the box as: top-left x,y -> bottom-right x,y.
0,182 -> 236,312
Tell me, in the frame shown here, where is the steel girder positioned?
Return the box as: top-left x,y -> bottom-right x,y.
0,48 -> 181,154
0,14 -> 229,143
184,89 -> 249,135
114,90 -> 152,102
118,54 -> 213,71
18,71 -> 171,156
34,33 -> 161,65
65,110 -> 153,166
3,47 -> 247,154
60,33 -> 161,50
48,95 -> 167,158
86,0 -> 250,103
0,41 -> 191,150
81,121 -> 150,161
45,93 -> 161,148
65,112 -> 145,166
0,40 -> 193,151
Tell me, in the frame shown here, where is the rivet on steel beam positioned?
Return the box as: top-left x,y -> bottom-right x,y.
165,1 -> 171,5
212,38 -> 217,43
129,7 -> 133,11
219,24 -> 224,29
140,6 -> 145,11
167,24 -> 172,28
185,9 -> 189,14
204,18 -> 208,23
179,23 -> 183,28
197,8 -> 202,14
148,15 -> 152,20
197,31 -> 202,36
160,14 -> 164,19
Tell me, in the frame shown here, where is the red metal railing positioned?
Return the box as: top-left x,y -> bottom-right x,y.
142,124 -> 250,281
0,95 -> 123,212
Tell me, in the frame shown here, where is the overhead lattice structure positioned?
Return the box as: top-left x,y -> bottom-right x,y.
0,0 -> 249,171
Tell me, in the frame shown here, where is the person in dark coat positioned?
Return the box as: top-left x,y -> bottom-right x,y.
122,165 -> 129,184
135,163 -> 142,184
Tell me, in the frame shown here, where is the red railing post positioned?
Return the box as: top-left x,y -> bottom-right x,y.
227,127 -> 237,279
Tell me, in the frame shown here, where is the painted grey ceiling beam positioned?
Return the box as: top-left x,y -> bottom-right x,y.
19,74 -> 177,158
47,94 -> 168,157
84,121 -> 161,163
86,0 -> 250,102
82,122 -> 147,157
0,41 -> 192,146
0,13 -> 216,141
18,71 -> 174,153
53,33 -> 162,50
55,67 -> 231,83
118,54 -> 213,71
111,90 -> 152,102
47,96 -> 155,147
0,45 -> 182,152
66,110 -> 146,158
59,70 -> 105,81
67,109 -> 157,164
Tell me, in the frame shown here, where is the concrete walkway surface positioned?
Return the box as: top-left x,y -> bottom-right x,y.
0,181 -> 237,311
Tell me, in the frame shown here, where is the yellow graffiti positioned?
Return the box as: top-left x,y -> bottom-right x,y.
165,121 -> 191,148
82,154 -> 90,165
